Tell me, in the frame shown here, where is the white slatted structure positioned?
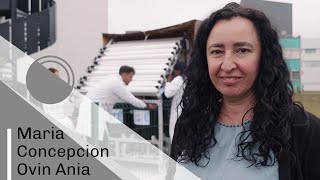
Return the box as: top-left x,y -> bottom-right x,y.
0,62 -> 15,83
77,37 -> 183,97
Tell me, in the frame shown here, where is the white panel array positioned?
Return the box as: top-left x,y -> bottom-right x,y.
77,37 -> 183,96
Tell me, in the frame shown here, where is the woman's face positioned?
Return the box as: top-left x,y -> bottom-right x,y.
206,17 -> 261,101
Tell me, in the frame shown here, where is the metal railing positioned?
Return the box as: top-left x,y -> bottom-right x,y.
0,0 -> 56,55
89,99 -> 173,154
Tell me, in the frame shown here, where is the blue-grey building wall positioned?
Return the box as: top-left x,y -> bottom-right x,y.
240,0 -> 292,37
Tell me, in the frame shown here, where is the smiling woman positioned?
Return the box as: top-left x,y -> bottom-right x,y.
206,17 -> 261,111
170,2 -> 320,180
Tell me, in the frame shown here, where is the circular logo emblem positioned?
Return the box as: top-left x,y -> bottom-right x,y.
26,56 -> 75,104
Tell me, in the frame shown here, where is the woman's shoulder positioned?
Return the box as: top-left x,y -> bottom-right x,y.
290,106 -> 320,179
290,104 -> 320,146
291,104 -> 320,129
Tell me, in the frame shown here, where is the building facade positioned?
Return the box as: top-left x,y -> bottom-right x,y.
280,37 -> 302,92
301,39 -> 320,91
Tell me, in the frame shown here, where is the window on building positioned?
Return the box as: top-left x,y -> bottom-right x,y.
305,48 -> 317,54
291,71 -> 300,81
303,61 -> 320,67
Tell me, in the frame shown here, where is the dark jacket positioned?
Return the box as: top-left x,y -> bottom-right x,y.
280,108 -> 320,180
170,108 -> 320,180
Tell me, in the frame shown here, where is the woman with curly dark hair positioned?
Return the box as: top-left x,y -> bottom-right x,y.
170,2 -> 320,180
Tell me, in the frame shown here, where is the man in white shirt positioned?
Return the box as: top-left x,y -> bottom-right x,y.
164,62 -> 186,141
43,68 -> 75,129
86,65 -> 156,113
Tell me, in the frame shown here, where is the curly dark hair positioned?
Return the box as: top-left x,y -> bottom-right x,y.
172,2 -> 301,167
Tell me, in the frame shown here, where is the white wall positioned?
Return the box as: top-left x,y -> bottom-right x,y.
283,49 -> 300,59
302,84 -> 320,91
31,0 -> 108,84
301,38 -> 320,91
301,38 -> 320,49
301,39 -> 320,61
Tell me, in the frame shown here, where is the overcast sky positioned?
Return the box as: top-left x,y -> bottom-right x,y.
108,0 -> 320,38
